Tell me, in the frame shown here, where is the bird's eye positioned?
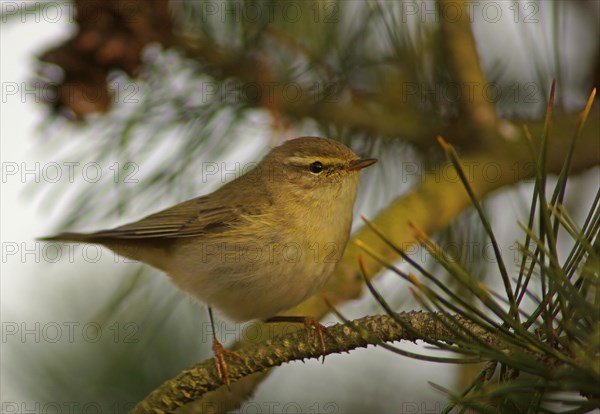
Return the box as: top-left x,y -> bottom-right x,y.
309,161 -> 324,174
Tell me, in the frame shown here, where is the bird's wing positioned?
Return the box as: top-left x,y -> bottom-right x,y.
85,196 -> 254,240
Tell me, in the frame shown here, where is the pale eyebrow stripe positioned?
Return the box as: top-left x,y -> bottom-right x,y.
285,156 -> 345,165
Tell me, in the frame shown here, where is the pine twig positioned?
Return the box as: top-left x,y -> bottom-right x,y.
131,311 -> 503,414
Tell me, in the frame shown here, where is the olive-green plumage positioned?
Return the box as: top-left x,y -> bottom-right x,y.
41,137 -> 377,321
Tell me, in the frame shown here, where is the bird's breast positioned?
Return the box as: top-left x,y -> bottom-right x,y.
164,184 -> 357,322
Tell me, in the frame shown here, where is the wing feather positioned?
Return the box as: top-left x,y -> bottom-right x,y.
90,197 -> 249,239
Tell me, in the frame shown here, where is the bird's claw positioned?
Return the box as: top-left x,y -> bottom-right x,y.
302,317 -> 330,363
212,338 -> 242,388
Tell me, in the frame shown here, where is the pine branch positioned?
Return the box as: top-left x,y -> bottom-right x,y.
131,311 -> 503,413
438,0 -> 499,146
173,31 -> 600,152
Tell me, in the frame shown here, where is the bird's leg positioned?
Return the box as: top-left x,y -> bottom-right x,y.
264,315 -> 330,362
207,307 -> 242,388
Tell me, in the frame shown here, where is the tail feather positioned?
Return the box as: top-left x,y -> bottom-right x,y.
38,232 -> 170,271
38,232 -> 102,243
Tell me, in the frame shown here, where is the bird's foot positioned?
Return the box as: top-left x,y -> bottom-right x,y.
212,337 -> 242,388
265,315 -> 330,362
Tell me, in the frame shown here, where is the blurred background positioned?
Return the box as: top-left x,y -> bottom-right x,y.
1,0 -> 599,413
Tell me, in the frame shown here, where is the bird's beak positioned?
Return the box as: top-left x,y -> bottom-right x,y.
347,158 -> 378,171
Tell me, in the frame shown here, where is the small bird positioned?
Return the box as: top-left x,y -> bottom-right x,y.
40,136 -> 377,384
